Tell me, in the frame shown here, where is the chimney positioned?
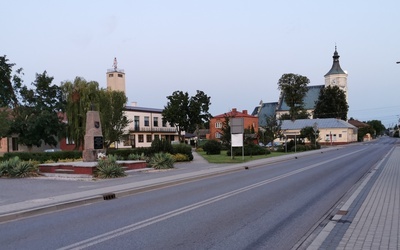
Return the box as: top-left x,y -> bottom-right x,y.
243,110 -> 248,115
232,108 -> 237,113
131,102 -> 137,107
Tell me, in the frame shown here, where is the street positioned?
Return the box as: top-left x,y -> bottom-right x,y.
0,138 -> 396,249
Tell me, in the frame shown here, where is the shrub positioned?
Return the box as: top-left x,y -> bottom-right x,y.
8,161 -> 38,178
150,138 -> 173,154
128,153 -> 147,161
203,140 -> 222,155
227,143 -> 269,156
172,143 -> 193,161
173,153 -> 189,162
148,153 -> 174,169
94,157 -> 126,178
0,157 -> 38,178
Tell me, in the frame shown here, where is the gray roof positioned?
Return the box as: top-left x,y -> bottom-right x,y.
252,102 -> 278,127
277,85 -> 324,111
281,118 -> 356,130
324,48 -> 346,76
124,105 -> 163,113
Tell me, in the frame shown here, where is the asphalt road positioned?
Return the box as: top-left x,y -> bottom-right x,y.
0,138 -> 396,249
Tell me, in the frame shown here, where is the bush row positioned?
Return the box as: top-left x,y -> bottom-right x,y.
1,140 -> 193,163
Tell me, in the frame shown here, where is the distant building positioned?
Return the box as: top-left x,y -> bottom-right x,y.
281,118 -> 357,145
105,58 -> 181,148
253,47 -> 348,122
208,108 -> 258,143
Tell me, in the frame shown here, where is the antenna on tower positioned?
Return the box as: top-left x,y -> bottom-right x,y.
113,57 -> 118,71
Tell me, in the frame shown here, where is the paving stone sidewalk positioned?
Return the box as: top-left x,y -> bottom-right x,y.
308,146 -> 400,250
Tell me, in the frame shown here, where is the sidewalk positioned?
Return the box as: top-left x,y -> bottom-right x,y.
308,146 -> 400,249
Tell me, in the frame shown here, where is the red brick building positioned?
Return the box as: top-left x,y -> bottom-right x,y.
208,108 -> 259,142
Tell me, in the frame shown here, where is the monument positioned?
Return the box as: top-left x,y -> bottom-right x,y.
82,108 -> 105,162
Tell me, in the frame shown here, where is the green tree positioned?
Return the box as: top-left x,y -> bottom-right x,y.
61,77 -> 100,149
357,125 -> 375,142
219,114 -> 231,148
260,115 -> 282,145
366,120 -> 386,137
300,126 -> 319,145
313,85 -> 348,120
278,73 -> 309,120
98,89 -> 130,148
0,109 -> 12,138
0,55 -> 23,108
162,90 -> 211,142
11,71 -> 65,149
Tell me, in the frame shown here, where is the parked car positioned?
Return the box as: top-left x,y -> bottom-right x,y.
44,149 -> 62,152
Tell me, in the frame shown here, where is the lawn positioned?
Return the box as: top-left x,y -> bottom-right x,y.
197,150 -> 290,164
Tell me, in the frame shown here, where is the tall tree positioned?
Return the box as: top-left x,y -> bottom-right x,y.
162,90 -> 211,142
98,89 -> 130,148
366,120 -> 386,137
0,55 -> 23,108
219,115 -> 231,147
313,85 -> 348,120
260,114 -> 282,145
61,77 -> 99,149
11,71 -> 65,149
278,73 -> 309,120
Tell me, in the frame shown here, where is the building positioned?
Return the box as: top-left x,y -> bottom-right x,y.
114,103 -> 180,148
106,58 -> 181,148
281,118 -> 357,145
208,108 -> 258,142
253,47 -> 348,121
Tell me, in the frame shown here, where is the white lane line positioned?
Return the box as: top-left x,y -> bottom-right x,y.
58,148 -> 367,250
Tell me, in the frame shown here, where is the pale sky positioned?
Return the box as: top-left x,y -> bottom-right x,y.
2,0 -> 400,127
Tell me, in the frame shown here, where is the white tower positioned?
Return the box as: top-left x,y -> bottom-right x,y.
324,47 -> 348,100
106,57 -> 126,93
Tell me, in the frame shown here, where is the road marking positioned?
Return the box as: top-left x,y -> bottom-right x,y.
58,148 -> 367,250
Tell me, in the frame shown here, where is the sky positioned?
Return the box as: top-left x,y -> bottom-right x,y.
2,0 -> 400,128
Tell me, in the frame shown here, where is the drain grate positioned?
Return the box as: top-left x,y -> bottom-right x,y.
103,193 -> 116,200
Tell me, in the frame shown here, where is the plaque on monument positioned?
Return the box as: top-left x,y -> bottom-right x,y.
94,136 -> 103,149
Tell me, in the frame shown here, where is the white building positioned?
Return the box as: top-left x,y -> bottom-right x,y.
107,58 -> 181,148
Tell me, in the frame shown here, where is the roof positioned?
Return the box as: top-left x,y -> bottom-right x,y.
277,85 -> 324,111
281,118 -> 356,130
324,48 -> 346,76
124,105 -> 163,113
213,108 -> 256,119
348,119 -> 370,128
252,102 -> 278,127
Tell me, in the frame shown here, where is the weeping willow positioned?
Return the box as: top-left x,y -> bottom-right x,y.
61,77 -> 99,149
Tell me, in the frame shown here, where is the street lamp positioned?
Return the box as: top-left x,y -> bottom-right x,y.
397,61 -> 400,64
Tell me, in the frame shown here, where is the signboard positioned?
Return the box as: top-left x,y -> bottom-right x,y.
231,118 -> 244,134
94,136 -> 103,149
231,133 -> 243,147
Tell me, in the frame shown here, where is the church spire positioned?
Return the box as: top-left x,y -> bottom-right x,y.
324,46 -> 345,76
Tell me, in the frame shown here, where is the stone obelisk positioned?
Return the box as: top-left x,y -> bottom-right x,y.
82,108 -> 105,162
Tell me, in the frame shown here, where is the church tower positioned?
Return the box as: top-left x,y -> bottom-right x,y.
324,47 -> 348,100
107,57 -> 126,93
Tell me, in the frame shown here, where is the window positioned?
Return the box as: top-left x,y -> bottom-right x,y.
215,132 -> 221,138
339,134 -> 342,138
134,116 -> 140,130
154,135 -> 160,141
146,135 -> 152,142
215,122 -> 222,128
138,135 -> 144,143
144,116 -> 149,126
109,74 -> 114,77
66,137 -> 75,145
118,74 -> 123,78
153,117 -> 159,127
162,120 -> 167,127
